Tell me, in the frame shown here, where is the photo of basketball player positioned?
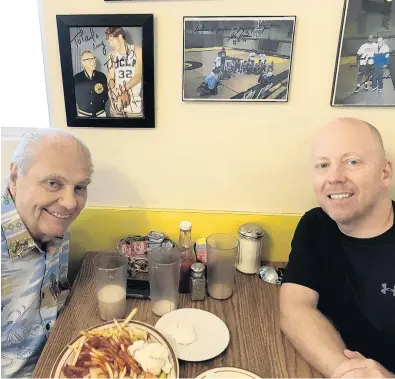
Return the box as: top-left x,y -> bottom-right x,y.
73,51 -> 108,117
105,27 -> 143,117
332,0 -> 395,106
183,16 -> 296,102
57,14 -> 154,128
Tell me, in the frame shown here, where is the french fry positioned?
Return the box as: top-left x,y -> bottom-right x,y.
91,347 -> 105,357
115,359 -> 120,378
132,329 -> 147,341
89,351 -> 100,361
121,308 -> 138,328
114,318 -> 123,333
89,350 -> 100,359
71,337 -> 87,366
120,366 -> 127,379
98,361 -> 109,374
105,362 -> 114,379
91,356 -> 102,365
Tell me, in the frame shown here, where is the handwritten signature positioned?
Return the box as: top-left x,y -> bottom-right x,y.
108,80 -> 141,113
193,21 -> 275,42
71,28 -> 107,56
104,42 -> 135,70
94,41 -> 106,56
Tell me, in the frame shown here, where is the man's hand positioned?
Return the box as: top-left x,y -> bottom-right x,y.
331,350 -> 394,378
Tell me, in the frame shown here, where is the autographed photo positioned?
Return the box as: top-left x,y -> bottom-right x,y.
331,0 -> 395,106
183,16 -> 296,102
70,26 -> 143,118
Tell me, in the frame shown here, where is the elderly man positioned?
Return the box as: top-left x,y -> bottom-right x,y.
1,129 -> 93,377
280,117 -> 394,378
74,50 -> 109,117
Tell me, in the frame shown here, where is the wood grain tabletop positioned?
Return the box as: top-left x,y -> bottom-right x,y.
33,253 -> 321,378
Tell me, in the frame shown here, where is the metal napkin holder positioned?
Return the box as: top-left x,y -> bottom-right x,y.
117,231 -> 176,278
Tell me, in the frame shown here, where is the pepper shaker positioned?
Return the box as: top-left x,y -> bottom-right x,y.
190,262 -> 206,301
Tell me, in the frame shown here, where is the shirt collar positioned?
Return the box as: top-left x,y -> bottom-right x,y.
84,69 -> 95,79
1,188 -> 39,260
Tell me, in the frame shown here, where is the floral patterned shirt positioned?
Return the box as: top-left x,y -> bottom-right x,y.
1,189 -> 70,378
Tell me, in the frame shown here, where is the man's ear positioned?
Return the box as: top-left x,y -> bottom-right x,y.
383,160 -> 393,187
9,163 -> 18,198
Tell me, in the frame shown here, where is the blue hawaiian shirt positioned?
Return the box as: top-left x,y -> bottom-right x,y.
1,189 -> 70,378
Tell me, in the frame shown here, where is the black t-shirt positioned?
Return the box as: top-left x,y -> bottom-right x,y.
282,202 -> 395,372
74,70 -> 108,116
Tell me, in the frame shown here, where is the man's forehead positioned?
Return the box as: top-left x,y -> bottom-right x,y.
29,159 -> 91,183
314,121 -> 381,154
313,142 -> 381,161
30,140 -> 91,175
82,53 -> 94,59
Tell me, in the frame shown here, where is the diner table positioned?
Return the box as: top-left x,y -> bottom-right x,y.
33,252 -> 321,378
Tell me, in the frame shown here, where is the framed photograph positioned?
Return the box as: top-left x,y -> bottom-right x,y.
56,14 -> 155,128
331,0 -> 394,107
182,16 -> 296,102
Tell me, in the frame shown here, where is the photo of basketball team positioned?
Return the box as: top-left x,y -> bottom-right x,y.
70,26 -> 143,118
183,17 -> 296,102
332,0 -> 395,106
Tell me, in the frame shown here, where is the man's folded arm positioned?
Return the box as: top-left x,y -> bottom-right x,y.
280,283 -> 348,377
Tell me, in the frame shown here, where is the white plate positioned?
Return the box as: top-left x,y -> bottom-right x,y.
50,320 -> 179,378
155,308 -> 230,362
195,367 -> 260,378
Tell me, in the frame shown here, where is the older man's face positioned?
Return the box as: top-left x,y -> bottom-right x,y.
9,137 -> 91,242
82,52 -> 96,72
312,121 -> 392,225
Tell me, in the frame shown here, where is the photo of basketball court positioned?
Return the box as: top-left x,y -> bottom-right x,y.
332,0 -> 395,106
183,17 -> 296,101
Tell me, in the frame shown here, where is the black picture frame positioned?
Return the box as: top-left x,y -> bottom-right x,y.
56,14 -> 155,128
331,0 -> 395,107
182,16 -> 296,102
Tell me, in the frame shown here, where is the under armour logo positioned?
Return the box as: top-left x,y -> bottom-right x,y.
381,283 -> 395,296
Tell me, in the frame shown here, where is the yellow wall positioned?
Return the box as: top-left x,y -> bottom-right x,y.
67,206 -> 300,281
71,207 -> 300,260
2,0 -> 395,276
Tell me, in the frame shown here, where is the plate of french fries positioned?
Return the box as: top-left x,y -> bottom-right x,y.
50,309 -> 179,379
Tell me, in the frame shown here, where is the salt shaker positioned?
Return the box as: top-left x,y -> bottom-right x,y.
237,223 -> 264,274
190,262 -> 206,301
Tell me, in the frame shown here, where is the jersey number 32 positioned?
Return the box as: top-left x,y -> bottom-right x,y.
119,69 -> 133,79
118,58 -> 136,79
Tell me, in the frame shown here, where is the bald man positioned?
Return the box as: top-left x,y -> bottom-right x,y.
280,118 -> 394,378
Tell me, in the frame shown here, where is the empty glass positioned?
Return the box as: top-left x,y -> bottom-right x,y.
207,233 -> 239,300
94,253 -> 128,321
148,246 -> 181,316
